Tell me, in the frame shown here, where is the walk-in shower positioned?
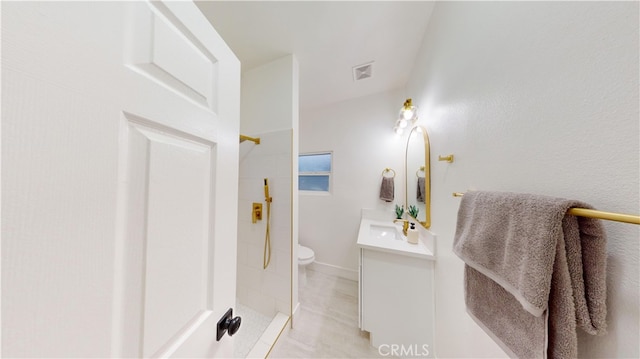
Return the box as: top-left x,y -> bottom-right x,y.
235,131 -> 293,357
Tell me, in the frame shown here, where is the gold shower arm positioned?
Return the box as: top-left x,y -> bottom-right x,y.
239,135 -> 260,144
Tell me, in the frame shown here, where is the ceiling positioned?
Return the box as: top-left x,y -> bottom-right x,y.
196,1 -> 435,110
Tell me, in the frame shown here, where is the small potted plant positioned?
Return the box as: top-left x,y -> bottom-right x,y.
408,205 -> 420,219
395,205 -> 404,219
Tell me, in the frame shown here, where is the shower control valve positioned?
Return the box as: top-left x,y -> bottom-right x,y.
252,203 -> 263,223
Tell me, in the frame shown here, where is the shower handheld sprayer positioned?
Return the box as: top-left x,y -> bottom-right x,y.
263,178 -> 272,269
264,179 -> 271,203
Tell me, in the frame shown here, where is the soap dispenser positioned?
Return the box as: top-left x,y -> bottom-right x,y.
407,222 -> 419,244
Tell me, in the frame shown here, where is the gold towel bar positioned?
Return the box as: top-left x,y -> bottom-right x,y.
452,192 -> 640,225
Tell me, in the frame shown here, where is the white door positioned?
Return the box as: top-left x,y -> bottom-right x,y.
2,1 -> 240,357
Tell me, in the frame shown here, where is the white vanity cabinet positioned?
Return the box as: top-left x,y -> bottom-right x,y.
356,216 -> 436,357
359,248 -> 435,357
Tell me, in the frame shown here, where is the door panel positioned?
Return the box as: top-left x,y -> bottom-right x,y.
122,118 -> 216,357
143,129 -> 213,357
2,1 -> 240,357
125,2 -> 219,111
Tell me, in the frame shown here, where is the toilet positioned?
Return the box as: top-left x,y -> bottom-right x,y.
298,244 -> 315,286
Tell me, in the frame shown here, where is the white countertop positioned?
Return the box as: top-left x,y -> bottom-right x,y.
356,217 -> 436,260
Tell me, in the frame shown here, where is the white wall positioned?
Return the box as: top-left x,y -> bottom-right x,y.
241,56 -> 298,134
299,90 -> 408,274
238,55 -> 299,317
405,2 -> 639,358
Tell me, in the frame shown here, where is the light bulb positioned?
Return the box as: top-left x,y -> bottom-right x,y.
402,108 -> 415,120
394,126 -> 404,135
398,119 -> 408,128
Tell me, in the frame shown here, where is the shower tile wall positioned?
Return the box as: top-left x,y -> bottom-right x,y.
237,129 -> 292,318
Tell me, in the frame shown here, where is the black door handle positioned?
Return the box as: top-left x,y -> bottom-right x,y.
216,308 -> 242,341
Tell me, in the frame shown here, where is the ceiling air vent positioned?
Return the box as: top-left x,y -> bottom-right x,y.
352,62 -> 374,81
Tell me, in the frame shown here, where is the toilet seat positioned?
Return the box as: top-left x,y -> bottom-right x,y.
298,245 -> 315,265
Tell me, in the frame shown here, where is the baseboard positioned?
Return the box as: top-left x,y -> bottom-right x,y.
309,261 -> 358,281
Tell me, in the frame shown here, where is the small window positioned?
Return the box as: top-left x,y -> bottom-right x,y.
299,152 -> 332,192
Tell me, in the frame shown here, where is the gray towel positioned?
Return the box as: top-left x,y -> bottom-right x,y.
417,177 -> 425,203
379,177 -> 394,202
453,191 -> 607,358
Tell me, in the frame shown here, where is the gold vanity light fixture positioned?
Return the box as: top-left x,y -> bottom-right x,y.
394,98 -> 418,135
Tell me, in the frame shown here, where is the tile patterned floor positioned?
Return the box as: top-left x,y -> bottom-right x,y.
268,269 -> 383,358
235,301 -> 273,358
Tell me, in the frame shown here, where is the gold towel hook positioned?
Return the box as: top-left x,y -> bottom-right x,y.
438,154 -> 454,163
416,166 -> 425,178
382,168 -> 396,178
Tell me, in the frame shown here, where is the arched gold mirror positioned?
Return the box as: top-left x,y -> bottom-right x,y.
405,125 -> 431,228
